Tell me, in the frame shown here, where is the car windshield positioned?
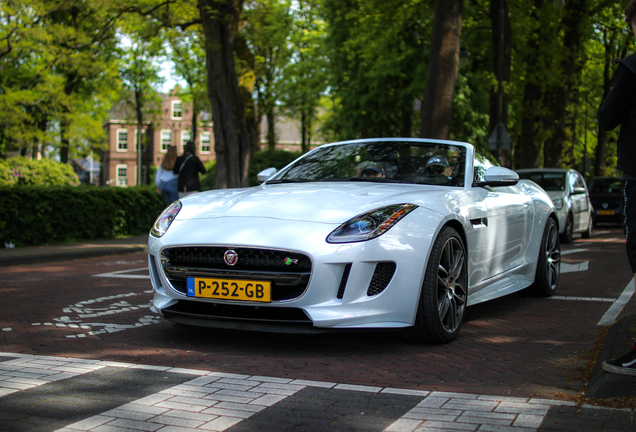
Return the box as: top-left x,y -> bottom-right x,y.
271,141 -> 466,187
589,179 -> 623,194
517,172 -> 566,191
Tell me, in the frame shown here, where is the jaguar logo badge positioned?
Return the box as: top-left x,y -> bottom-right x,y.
284,257 -> 298,265
224,250 -> 238,266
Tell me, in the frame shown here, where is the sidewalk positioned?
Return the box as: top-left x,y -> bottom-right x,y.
1,235 -> 635,403
0,235 -> 148,267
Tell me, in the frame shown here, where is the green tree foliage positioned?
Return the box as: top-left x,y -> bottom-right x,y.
279,0 -> 329,152
322,0 -> 433,140
166,27 -> 209,145
0,0 -> 126,162
244,0 -> 293,150
0,156 -> 79,186
118,34 -> 163,185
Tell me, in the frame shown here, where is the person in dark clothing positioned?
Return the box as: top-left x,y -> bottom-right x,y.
173,141 -> 207,198
597,0 -> 636,377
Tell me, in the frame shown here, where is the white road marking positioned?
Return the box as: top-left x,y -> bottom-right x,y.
551,296 -> 616,302
597,277 -> 636,326
561,249 -> 588,255
30,291 -> 160,338
93,267 -> 150,279
561,261 -> 589,273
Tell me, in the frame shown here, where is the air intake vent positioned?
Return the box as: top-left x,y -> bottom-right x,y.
337,264 -> 352,299
367,262 -> 396,296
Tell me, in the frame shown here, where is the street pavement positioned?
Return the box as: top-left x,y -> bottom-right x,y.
0,231 -> 635,431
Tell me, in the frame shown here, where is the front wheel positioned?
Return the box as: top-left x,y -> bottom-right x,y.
404,226 -> 468,344
531,218 -> 561,297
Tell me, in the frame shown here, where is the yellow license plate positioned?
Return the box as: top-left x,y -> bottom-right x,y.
187,277 -> 271,302
597,210 -> 615,215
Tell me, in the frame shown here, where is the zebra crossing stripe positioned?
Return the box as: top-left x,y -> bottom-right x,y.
0,352 -> 629,432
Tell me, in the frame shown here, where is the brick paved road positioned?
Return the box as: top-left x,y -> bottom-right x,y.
1,227 -> 635,430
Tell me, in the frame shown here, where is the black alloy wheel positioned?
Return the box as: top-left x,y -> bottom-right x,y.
405,226 -> 467,344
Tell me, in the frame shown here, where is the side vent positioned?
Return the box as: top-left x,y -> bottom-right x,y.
367,262 -> 396,296
337,264 -> 352,299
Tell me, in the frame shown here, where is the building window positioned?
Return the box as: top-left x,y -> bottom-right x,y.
172,101 -> 182,120
117,129 -> 128,152
116,164 -> 127,187
181,130 -> 191,153
161,130 -> 172,152
201,132 -> 211,153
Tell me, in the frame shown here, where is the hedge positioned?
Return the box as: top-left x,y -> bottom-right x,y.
0,156 -> 80,186
0,185 -> 168,247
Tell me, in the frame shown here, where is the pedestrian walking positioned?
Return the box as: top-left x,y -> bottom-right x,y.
155,145 -> 179,205
174,141 -> 207,198
597,0 -> 636,376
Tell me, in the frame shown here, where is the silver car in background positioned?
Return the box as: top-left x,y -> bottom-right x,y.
516,168 -> 593,243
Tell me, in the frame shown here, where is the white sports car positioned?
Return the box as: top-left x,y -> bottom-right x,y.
148,138 -> 561,343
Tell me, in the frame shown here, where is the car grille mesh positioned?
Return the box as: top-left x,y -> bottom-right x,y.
367,262 -> 396,296
161,247 -> 312,302
165,247 -> 311,272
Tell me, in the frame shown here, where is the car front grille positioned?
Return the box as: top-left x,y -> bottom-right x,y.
160,246 -> 312,302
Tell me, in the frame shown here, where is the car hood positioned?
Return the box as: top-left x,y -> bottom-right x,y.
175,182 -> 449,224
545,190 -> 567,201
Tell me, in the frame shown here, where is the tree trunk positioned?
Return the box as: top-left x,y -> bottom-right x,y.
199,0 -> 252,189
518,84 -> 543,168
544,0 -> 587,168
488,0 -> 511,144
60,116 -> 71,164
267,110 -> 276,150
191,97 -> 199,145
301,110 -> 308,153
419,0 -> 463,139
135,88 -> 144,186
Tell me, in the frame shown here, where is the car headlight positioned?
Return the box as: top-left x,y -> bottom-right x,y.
327,204 -> 417,243
552,198 -> 563,210
151,201 -> 182,237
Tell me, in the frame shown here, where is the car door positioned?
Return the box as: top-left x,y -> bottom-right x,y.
569,171 -> 590,231
466,153 -> 533,287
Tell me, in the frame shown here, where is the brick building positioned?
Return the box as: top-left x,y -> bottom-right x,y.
102,93 -> 215,187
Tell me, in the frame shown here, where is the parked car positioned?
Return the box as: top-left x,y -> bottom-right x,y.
149,138 -> 561,344
515,168 -> 593,243
588,176 -> 624,226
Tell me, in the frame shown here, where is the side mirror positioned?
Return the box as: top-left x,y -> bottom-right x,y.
257,167 -> 277,183
572,186 -> 587,195
475,167 -> 519,187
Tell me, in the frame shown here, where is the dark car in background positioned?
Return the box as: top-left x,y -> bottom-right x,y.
588,177 -> 623,226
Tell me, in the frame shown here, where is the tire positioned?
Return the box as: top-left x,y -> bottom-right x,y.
404,226 -> 468,344
581,212 -> 593,239
531,218 -> 561,297
560,213 -> 573,244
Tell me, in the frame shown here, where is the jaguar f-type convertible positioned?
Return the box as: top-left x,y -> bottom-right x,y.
148,138 -> 561,343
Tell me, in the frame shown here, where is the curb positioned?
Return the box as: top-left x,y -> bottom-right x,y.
0,245 -> 147,267
586,315 -> 636,399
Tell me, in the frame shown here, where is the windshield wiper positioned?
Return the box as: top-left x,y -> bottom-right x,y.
346,177 -> 415,184
265,178 -> 315,184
